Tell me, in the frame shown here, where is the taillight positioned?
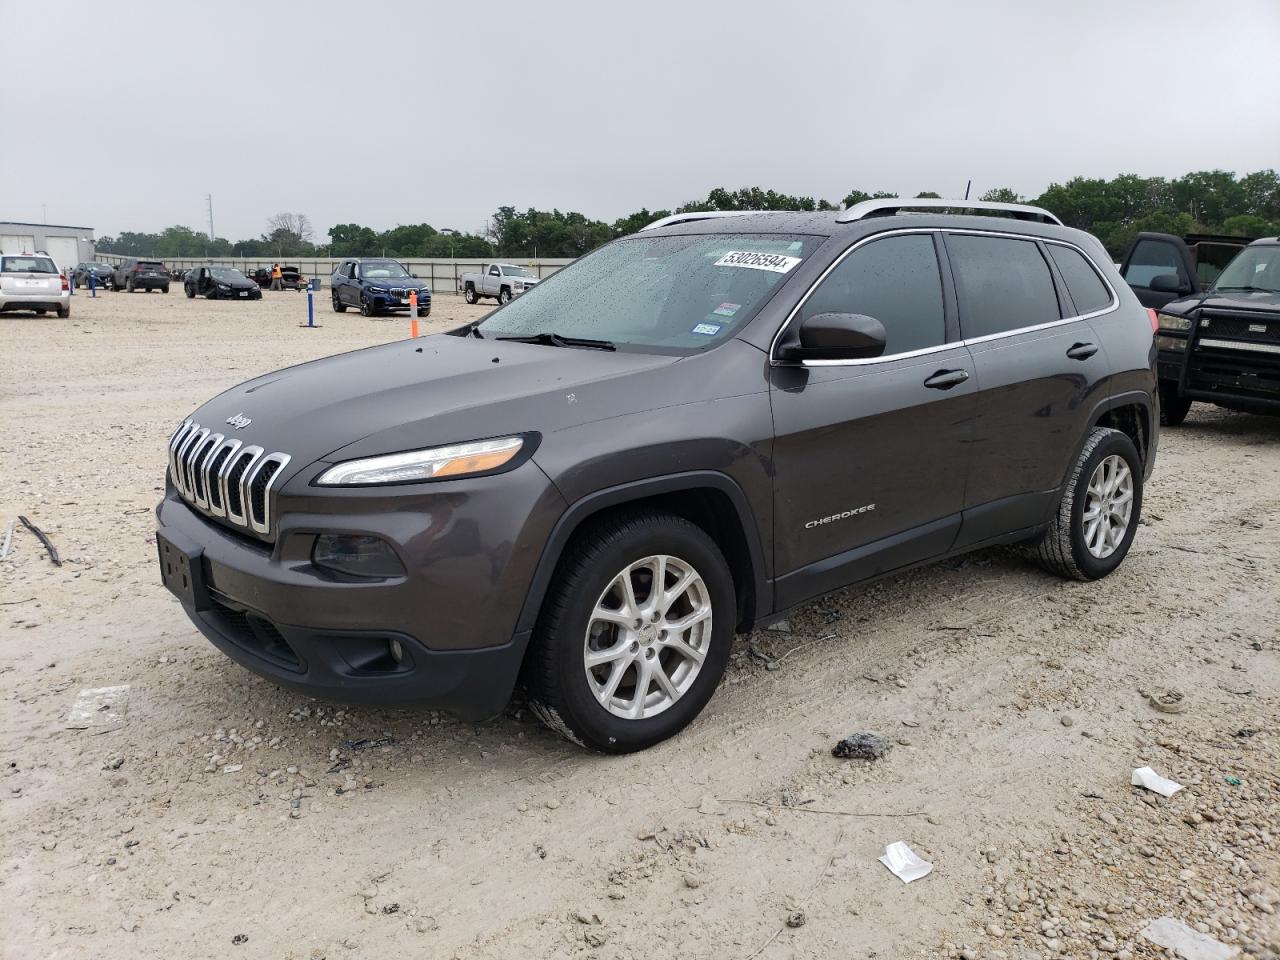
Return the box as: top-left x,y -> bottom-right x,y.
1147,308 -> 1158,332
133,265 -> 144,272
60,273 -> 69,291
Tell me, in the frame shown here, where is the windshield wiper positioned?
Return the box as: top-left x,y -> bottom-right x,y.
495,332 -> 616,351
1215,285 -> 1277,294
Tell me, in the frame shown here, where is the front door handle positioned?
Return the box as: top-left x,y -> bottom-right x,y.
1066,342 -> 1099,360
923,369 -> 970,390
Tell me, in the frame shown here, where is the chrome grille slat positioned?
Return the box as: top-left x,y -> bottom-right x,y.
168,421 -> 290,539
191,432 -> 224,510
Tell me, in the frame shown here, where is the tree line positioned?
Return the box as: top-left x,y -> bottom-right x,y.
98,169 -> 1279,262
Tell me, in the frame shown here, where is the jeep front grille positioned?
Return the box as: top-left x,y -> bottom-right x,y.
168,419 -> 291,536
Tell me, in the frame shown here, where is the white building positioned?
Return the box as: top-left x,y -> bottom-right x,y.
0,221 -> 96,270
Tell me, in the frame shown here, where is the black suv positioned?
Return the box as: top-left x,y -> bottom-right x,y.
71,261 -> 115,289
1124,235 -> 1279,424
156,200 -> 1158,753
330,257 -> 431,317
111,257 -> 170,293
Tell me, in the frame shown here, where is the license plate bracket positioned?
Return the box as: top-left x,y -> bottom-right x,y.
157,529 -> 211,611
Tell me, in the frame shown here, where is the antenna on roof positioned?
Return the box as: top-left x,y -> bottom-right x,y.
964,180 -> 972,201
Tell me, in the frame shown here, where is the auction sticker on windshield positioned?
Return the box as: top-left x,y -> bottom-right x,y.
714,251 -> 802,273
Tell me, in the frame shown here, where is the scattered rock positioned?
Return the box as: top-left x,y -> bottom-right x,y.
1060,715 -> 1074,727
697,796 -> 723,816
786,910 -> 806,928
832,733 -> 891,761
231,933 -> 248,945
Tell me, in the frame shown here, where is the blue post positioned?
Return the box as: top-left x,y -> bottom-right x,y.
307,286 -> 314,327
90,272 -> 96,297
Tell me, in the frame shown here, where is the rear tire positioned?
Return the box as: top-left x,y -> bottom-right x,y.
332,294 -> 347,313
1034,427 -> 1143,581
56,304 -> 70,318
525,511 -> 736,753
1159,379 -> 1191,426
464,284 -> 478,305
161,285 -> 169,294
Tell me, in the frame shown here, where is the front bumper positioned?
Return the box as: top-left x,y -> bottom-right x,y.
156,459 -> 565,718
366,291 -> 432,312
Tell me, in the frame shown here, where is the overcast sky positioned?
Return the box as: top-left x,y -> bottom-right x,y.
3,0 -> 1278,242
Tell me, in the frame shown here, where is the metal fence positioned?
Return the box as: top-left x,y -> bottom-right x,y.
93,254 -> 575,293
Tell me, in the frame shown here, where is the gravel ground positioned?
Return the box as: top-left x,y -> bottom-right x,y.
1,288 -> 1277,960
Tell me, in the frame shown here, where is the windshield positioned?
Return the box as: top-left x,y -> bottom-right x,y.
501,265 -> 533,277
2,256 -> 57,274
359,260 -> 410,280
210,267 -> 247,282
477,233 -> 822,351
1213,245 -> 1280,293
90,263 -> 111,271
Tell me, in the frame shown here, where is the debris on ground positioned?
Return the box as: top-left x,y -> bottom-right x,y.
1131,766 -> 1184,797
18,515 -> 61,566
0,519 -> 15,559
878,841 -> 933,883
340,736 -> 395,752
65,684 -> 130,733
785,910 -> 806,928
1140,915 -> 1239,960
765,619 -> 791,633
1148,688 -> 1188,714
832,733 -> 891,761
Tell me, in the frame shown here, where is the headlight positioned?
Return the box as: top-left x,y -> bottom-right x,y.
217,283 -> 231,290
368,285 -> 388,294
1155,335 -> 1187,352
316,436 -> 525,486
1157,313 -> 1192,331
312,534 -> 405,578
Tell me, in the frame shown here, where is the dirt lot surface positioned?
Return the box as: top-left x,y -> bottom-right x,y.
2,288 -> 1278,960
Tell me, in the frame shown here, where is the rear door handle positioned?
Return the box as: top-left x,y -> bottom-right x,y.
1066,342 -> 1099,360
923,369 -> 970,390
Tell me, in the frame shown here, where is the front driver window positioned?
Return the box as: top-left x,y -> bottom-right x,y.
1125,239 -> 1187,288
797,234 -> 946,355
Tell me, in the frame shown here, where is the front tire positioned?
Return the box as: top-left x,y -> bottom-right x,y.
126,277 -> 135,293
1158,379 -> 1191,426
498,286 -> 512,305
186,286 -> 196,298
525,511 -> 736,753
360,298 -> 374,317
1034,427 -> 1143,581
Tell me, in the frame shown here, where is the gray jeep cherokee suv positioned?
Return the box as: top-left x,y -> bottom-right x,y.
156,199 -> 1158,753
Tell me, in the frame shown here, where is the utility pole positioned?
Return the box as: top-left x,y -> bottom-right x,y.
206,194 -> 215,240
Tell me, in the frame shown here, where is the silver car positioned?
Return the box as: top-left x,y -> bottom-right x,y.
0,254 -> 70,317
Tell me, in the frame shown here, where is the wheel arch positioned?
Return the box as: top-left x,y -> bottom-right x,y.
515,471 -> 770,640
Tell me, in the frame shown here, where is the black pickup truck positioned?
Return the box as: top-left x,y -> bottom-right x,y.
1121,234 -> 1280,424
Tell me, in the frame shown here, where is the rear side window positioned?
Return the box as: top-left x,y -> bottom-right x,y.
1047,244 -> 1113,315
1124,239 -> 1186,288
798,234 -> 945,355
948,235 -> 1060,339
2,256 -> 57,273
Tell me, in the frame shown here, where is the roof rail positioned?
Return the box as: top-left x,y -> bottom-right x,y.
836,197 -> 1062,226
640,211 -> 759,231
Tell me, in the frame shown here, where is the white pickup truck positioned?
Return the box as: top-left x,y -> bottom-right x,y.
459,263 -> 540,305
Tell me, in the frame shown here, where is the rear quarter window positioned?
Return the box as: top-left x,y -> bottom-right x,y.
947,235 -> 1061,339
1047,244 -> 1114,315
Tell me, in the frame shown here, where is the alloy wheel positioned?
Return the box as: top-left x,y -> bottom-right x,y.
583,555 -> 712,720
1082,454 -> 1133,559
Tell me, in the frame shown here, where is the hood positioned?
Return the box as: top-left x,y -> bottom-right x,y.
1161,290 -> 1280,315
186,335 -> 679,478
215,276 -> 257,289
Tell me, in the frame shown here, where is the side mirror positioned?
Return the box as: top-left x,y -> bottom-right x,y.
1149,273 -> 1190,294
778,313 -> 887,362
